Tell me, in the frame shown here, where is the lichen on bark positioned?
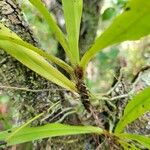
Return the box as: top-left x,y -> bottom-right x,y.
0,0 -> 65,128
2,0 -> 149,149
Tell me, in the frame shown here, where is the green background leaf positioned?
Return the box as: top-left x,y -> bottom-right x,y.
102,7 -> 116,21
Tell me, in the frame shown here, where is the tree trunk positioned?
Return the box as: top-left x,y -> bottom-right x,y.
80,0 -> 102,56
1,0 -> 149,150
0,0 -> 66,149
0,0 -> 103,149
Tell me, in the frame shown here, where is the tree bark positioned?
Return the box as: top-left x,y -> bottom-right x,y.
80,0 -> 102,56
1,0 -> 149,150
0,0 -> 103,149
0,0 -> 66,149
0,0 -> 62,123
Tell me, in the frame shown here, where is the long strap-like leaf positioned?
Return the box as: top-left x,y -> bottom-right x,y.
29,0 -> 74,64
0,23 -> 76,92
0,123 -> 103,146
80,0 -> 150,70
115,87 -> 150,133
62,0 -> 83,64
0,35 -> 73,75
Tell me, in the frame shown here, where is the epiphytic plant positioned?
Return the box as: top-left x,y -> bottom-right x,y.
0,0 -> 150,149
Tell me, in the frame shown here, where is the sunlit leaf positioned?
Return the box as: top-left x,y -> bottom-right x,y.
28,0 -> 74,64
0,35 -> 73,75
115,87 -> 150,133
62,0 -> 83,64
80,0 -> 150,69
0,123 -> 103,146
0,23 -> 76,92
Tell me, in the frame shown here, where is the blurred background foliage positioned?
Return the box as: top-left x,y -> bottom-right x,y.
21,0 -> 58,54
0,94 -> 12,130
0,0 -> 150,131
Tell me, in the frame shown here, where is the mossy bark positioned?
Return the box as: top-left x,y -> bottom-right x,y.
1,0 -> 149,149
2,0 -> 149,150
0,0 -> 103,149
0,1 -> 66,149
0,0 -> 63,123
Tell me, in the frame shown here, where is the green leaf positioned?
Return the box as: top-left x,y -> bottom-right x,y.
62,0 -> 83,65
115,86 -> 150,133
6,102 -> 60,141
28,0 -> 73,64
80,0 -> 150,69
0,123 -> 103,146
117,133 -> 150,149
102,7 -> 116,21
0,35 -> 73,75
0,23 -> 76,92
